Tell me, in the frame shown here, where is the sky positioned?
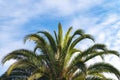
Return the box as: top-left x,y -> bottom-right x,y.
0,0 -> 120,79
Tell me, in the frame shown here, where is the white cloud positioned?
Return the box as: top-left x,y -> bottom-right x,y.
0,0 -> 105,29
41,0 -> 104,16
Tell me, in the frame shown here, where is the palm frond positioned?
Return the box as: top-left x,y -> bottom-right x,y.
84,50 -> 119,62
88,62 -> 120,79
2,49 -> 36,64
70,34 -> 94,50
63,27 -> 72,49
80,44 -> 107,58
54,30 -> 58,44
58,23 -> 63,47
73,29 -> 85,36
28,73 -> 43,80
38,31 -> 57,53
24,34 -> 46,45
65,29 -> 85,51
6,59 -> 36,76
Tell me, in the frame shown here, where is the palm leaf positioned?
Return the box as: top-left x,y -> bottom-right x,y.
88,62 -> 120,79
69,34 -> 94,50
2,49 -> 36,64
84,50 -> 119,62
24,34 -> 46,45
38,31 -> 57,53
63,27 -> 72,49
58,23 -> 63,47
6,59 -> 36,76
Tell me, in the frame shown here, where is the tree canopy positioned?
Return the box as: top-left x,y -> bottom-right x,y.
1,23 -> 120,80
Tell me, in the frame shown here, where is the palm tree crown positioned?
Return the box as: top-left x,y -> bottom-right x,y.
1,23 -> 120,80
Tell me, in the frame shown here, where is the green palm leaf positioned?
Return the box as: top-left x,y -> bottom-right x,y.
88,62 -> 120,79
2,49 -> 36,64
37,31 -> 57,53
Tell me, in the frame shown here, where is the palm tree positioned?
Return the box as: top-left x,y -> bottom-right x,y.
1,23 -> 120,80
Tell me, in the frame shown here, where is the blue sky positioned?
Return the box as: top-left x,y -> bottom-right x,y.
0,0 -> 120,79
